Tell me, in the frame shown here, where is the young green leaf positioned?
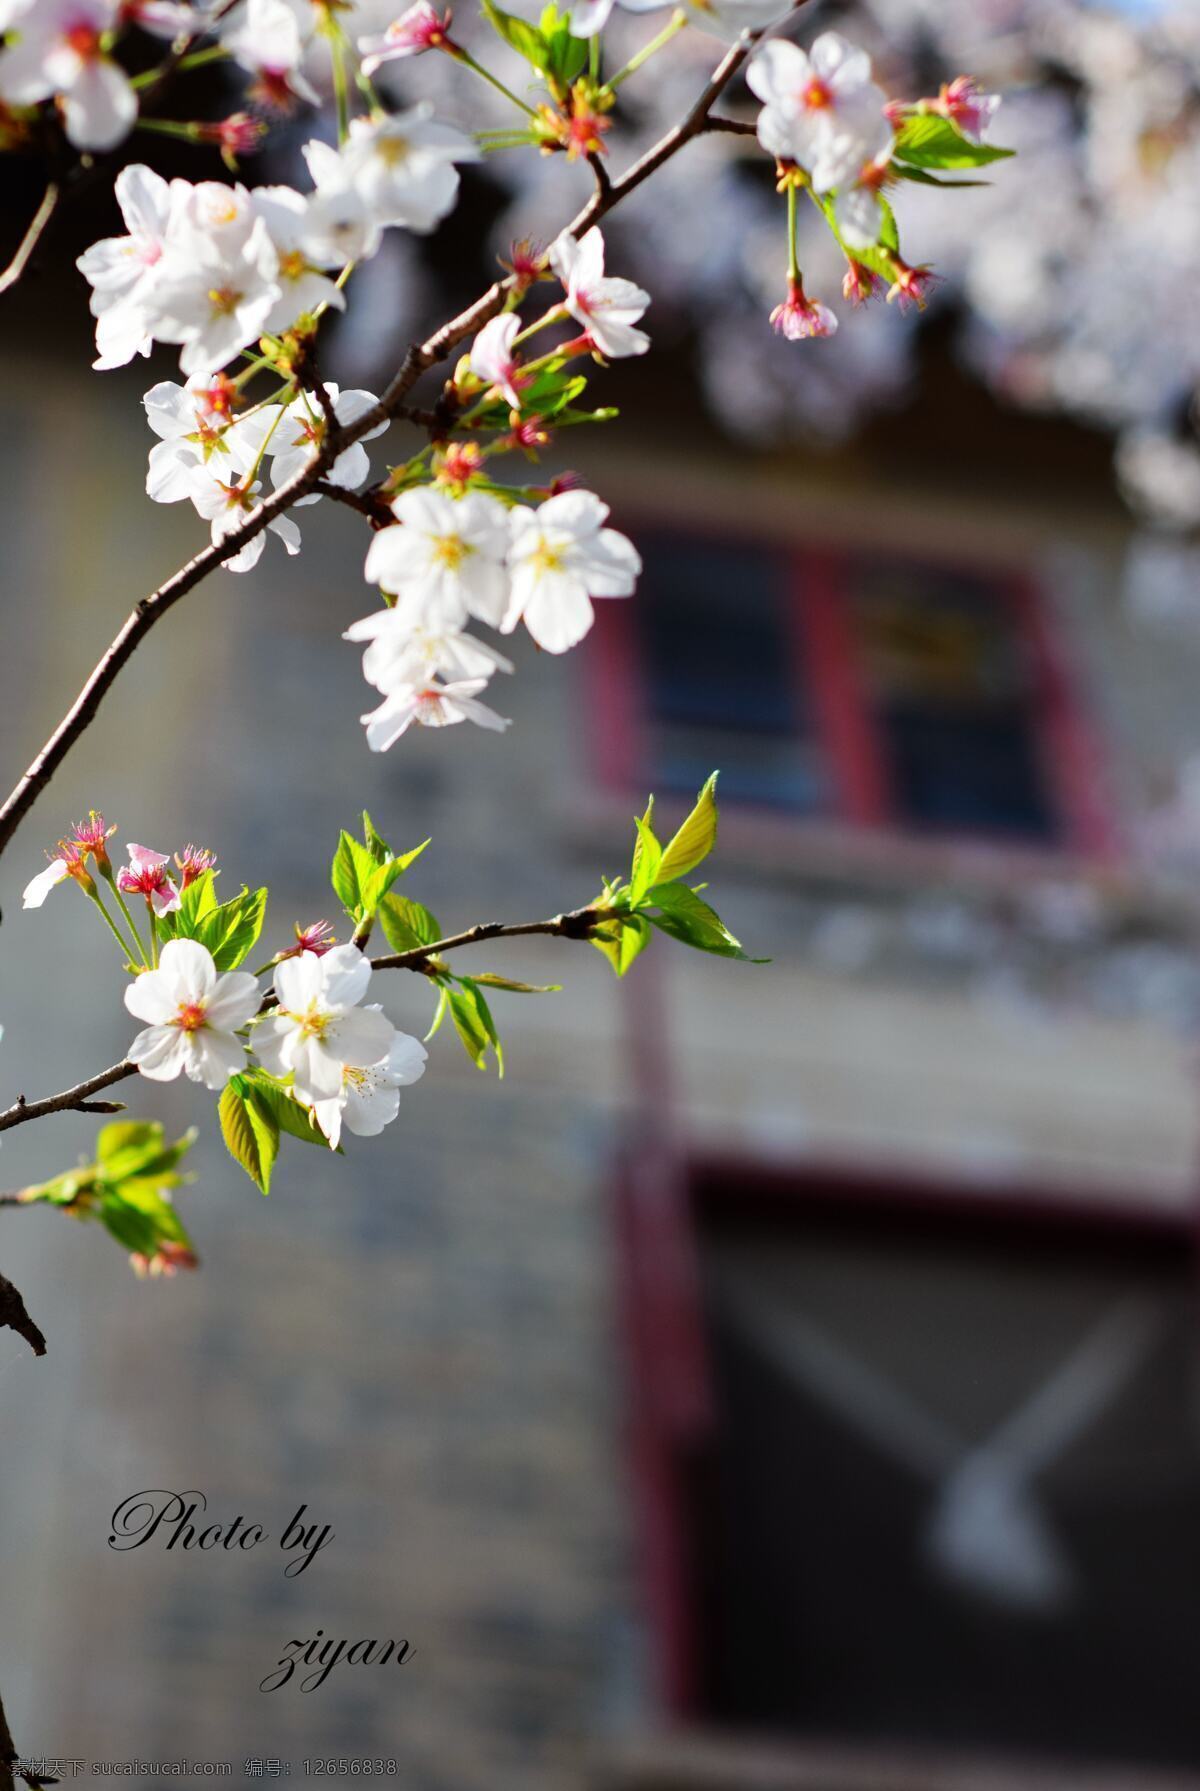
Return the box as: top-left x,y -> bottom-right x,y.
448,979 -> 503,1074
644,883 -> 763,961
191,885 -> 268,971
362,811 -> 392,864
656,773 -> 719,884
480,0 -> 549,68
218,1074 -> 280,1194
161,868 -> 219,941
591,912 -> 651,977
361,839 -> 431,914
379,891 -> 443,954
245,1070 -> 332,1150
893,113 -> 1014,169
331,830 -> 380,918
470,973 -> 561,993
629,796 -> 662,903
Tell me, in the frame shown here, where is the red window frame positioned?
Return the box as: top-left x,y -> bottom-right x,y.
585,517 -> 1117,866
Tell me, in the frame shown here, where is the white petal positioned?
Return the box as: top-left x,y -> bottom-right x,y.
128,1025 -> 190,1081
22,859 -> 69,909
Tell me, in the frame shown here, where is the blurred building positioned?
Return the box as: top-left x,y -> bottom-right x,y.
4,104 -> 1200,1791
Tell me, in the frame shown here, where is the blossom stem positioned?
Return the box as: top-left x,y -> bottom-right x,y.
134,117 -> 202,141
449,47 -> 540,120
246,399 -> 290,486
331,32 -> 351,144
512,306 -> 568,347
86,884 -> 145,968
106,875 -> 150,966
130,44 -> 230,88
148,911 -> 160,969
787,180 -> 799,283
606,9 -> 687,92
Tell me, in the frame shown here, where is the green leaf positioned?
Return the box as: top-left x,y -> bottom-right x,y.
96,1119 -> 162,1167
379,892 -> 443,954
628,797 -> 662,903
656,773 -> 719,885
331,830 -> 379,918
470,973 -> 561,994
97,1120 -> 196,1184
892,165 -> 991,188
480,0 -> 549,68
425,982 -> 451,1041
878,195 -> 900,255
448,980 -> 503,1074
361,839 -> 431,915
644,884 -> 763,962
362,811 -> 391,864
218,1074 -> 279,1194
161,869 -> 219,941
539,4 -> 587,87
893,113 -> 1014,170
192,885 -> 268,971
591,913 -> 651,977
244,1070 -> 332,1150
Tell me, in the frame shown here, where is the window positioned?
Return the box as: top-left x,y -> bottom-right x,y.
615,1155 -> 1200,1773
588,523 -> 1110,855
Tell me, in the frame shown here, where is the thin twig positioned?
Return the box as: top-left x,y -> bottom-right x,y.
0,1272 -> 47,1357
0,906 -> 604,1137
703,114 -> 758,136
0,15 -> 787,863
0,184 -> 61,297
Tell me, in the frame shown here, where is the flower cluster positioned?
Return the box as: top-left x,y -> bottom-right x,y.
23,812 -> 426,1150
78,114 -> 475,378
745,31 -> 1000,335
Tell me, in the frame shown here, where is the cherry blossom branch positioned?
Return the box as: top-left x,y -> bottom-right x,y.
0,1270 -> 47,1357
0,17 -> 785,863
0,183 -> 61,297
0,904 -> 606,1135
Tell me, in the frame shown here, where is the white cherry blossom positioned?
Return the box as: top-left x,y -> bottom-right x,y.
187,466 -> 302,572
256,944 -> 395,1103
470,313 -> 524,411
503,490 -> 640,654
149,185 -> 282,375
267,386 -> 387,502
252,186 -> 348,331
549,228 -> 650,359
300,138 -> 384,265
340,106 -> 480,234
222,0 -> 320,110
311,1017 -> 428,1149
344,614 -> 514,693
749,33 -> 892,193
363,488 -> 511,627
358,2 -> 452,69
142,376 -> 280,503
0,0 -> 136,150
76,164 -> 186,370
360,679 -> 511,751
124,939 -> 259,1090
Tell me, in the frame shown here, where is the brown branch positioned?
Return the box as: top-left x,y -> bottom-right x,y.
0,1060 -> 134,1135
0,1271 -> 46,1357
0,906 -> 605,1137
703,114 -> 758,136
0,15 -> 782,863
0,184 -> 62,297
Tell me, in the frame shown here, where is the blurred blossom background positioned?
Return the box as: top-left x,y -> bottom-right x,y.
6,0 -> 1200,1786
